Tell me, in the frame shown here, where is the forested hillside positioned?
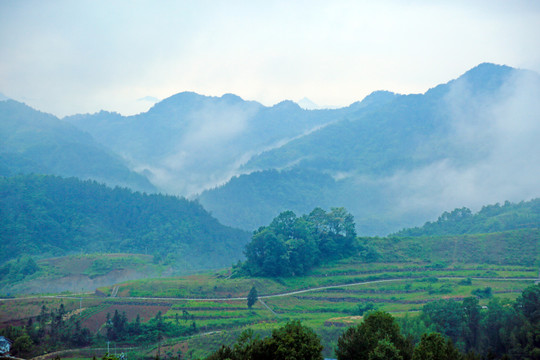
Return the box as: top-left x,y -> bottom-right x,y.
0,174 -> 250,270
199,169 -> 339,231
394,198 -> 540,236
0,100 -> 155,192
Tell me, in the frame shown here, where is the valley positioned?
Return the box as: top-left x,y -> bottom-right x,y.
1,63 -> 539,359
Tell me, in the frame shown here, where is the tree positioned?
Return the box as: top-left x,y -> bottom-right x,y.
412,333 -> 463,360
369,338 -> 403,360
242,207 -> 357,277
247,286 -> 258,309
244,228 -> 289,276
205,321 -> 323,360
421,299 -> 463,343
510,284 -> 540,359
515,284 -> 540,324
12,332 -> 33,356
481,298 -> 518,356
336,311 -> 411,360
265,320 -> 323,360
461,297 -> 481,352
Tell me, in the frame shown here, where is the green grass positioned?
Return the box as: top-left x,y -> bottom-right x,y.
2,256 -> 538,360
0,253 -> 167,296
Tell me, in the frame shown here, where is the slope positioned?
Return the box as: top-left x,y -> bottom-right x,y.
0,100 -> 155,192
393,198 -> 540,236
0,174 -> 250,271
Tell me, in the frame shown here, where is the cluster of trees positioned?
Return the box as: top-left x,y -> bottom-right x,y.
0,256 -> 39,284
0,306 -> 199,358
344,285 -> 540,359
0,174 -> 250,269
206,321 -> 323,360
104,309 -> 196,344
204,313 -> 459,360
0,304 -> 92,357
399,285 -> 540,358
395,198 -> 540,237
241,207 -> 357,277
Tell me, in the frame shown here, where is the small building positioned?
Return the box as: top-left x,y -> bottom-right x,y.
0,336 -> 12,356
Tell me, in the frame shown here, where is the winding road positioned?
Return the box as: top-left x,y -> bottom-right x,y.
3,275 -> 534,304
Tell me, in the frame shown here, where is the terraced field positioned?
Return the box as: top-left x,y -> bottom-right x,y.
1,257 -> 537,359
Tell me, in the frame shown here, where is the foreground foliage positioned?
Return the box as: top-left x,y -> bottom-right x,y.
206,321 -> 323,360
335,311 -> 412,360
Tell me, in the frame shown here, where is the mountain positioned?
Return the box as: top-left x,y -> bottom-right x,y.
199,63 -> 540,234
0,174 -> 250,271
0,100 -> 155,192
63,92 -> 350,195
199,168 -> 340,230
296,97 -> 320,110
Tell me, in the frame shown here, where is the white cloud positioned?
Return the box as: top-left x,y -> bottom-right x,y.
0,1 -> 540,117
384,69 -> 540,223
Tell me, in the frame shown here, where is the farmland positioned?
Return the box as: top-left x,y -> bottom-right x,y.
1,256 -> 537,359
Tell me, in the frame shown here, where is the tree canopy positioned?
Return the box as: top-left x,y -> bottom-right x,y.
206,321 -> 323,360
242,207 -> 357,277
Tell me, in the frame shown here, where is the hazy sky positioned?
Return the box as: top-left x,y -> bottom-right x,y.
1,0 -> 540,117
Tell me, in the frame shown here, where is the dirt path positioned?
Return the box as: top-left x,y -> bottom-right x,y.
2,276 -> 536,304
30,346 -> 139,360
258,299 -> 279,316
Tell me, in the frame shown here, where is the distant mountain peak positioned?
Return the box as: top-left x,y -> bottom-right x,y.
359,90 -> 399,106
458,62 -> 514,83
424,62 -> 518,98
220,93 -> 245,103
273,100 -> 302,110
137,95 -> 160,103
296,97 -> 320,110
0,92 -> 10,101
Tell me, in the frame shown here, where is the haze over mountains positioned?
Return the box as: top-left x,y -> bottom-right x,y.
1,63 -> 539,235
0,100 -> 156,192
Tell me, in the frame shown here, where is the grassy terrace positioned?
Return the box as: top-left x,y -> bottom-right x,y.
101,258 -> 537,299
2,256 -> 537,359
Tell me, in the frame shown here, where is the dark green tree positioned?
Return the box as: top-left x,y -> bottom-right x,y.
481,298 -> 518,356
421,299 -> 464,344
247,286 -> 258,309
243,207 -> 357,277
510,284 -> 540,359
205,321 -> 322,360
12,332 -> 33,357
336,311 -> 411,360
369,338 -> 403,360
461,297 -> 481,353
412,333 -> 463,360
265,320 -> 323,360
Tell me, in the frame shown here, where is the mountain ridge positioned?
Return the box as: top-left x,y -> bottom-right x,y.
199,63 -> 540,234
0,100 -> 156,192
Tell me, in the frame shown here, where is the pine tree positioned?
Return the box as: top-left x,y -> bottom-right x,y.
247,286 -> 258,309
